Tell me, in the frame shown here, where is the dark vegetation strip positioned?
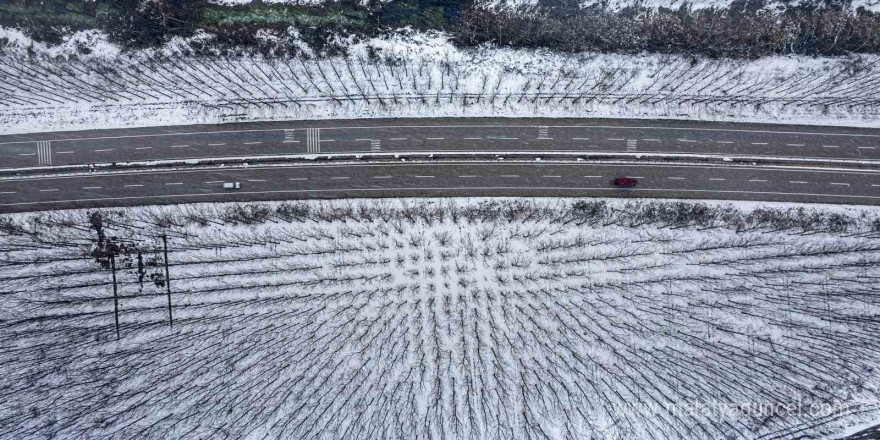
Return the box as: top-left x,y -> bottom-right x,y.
1,0 -> 880,58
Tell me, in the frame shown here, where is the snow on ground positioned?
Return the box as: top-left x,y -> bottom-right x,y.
2,29 -> 880,134
1,197 -> 879,440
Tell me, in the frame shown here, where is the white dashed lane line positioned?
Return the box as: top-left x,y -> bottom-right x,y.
824,145 -> 839,148
56,151 -> 74,154
0,191 -> 17,194
500,175 -> 519,178
330,177 -> 349,180
463,137 -> 483,140
667,177 -> 685,180
584,175 -> 603,178
415,175 -> 435,178
39,189 -> 59,192
18,153 -> 35,156
209,143 -> 226,146
709,178 -> 726,181
164,183 -> 183,186
716,141 -> 733,144
751,142 -> 768,145
82,186 -> 101,190
205,181 -> 223,184
607,138 -> 625,141
372,176 -> 392,179
244,142 -> 262,145
124,184 -> 143,188
643,139 -> 661,142
678,139 -> 697,143
858,147 -> 876,150
94,149 -> 113,152
572,137 -> 590,140
247,179 -> 267,182
787,144 -> 805,147
170,145 -> 189,148
390,138 -> 407,141
289,178 -> 308,181
789,181 -> 808,184
458,175 -> 477,178
135,147 -> 151,150
830,182 -> 851,186
543,175 -> 562,178
426,138 -> 444,140
749,179 -> 768,183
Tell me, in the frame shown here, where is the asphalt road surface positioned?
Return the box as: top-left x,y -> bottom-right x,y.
3,161 -> 880,212
2,119 -> 880,212
2,118 -> 880,168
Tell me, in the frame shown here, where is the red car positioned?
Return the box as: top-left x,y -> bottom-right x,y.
613,177 -> 638,188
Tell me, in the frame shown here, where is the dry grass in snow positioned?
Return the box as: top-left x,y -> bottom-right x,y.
0,198 -> 879,440
2,30 -> 880,133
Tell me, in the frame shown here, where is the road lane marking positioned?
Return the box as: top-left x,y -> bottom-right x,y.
716,141 -> 733,144
0,191 -> 17,194
643,139 -> 661,142
572,137 -> 590,140
789,181 -> 808,184
464,137 -> 483,140
82,187 -> 101,190
426,137 -> 444,140
458,175 -> 477,178
372,176 -> 392,179
40,188 -> 59,192
749,179 -> 768,182
205,181 -> 223,184
823,145 -> 839,148
331,177 -> 349,180
283,140 -> 300,143
415,175 -> 435,178
56,151 -> 73,154
858,147 -> 875,150
607,138 -> 624,141
37,141 -> 52,165
543,175 -> 561,178
307,128 -> 321,153
247,179 -> 267,182
752,142 -> 768,145
667,177 -> 685,180
164,183 -> 183,186
170,145 -> 189,148
289,178 -> 308,181
709,178 -> 726,181
678,139 -> 697,143
500,175 -> 519,178
135,147 -> 152,150
787,144 -> 805,147
390,138 -> 407,141
124,184 -> 143,187
830,182 -> 851,186
209,143 -> 226,146
584,175 -> 602,178
244,142 -> 262,145
94,149 -> 114,152
18,153 -> 35,156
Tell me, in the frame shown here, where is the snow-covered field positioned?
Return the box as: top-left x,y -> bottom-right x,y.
2,30 -> 880,134
1,198 -> 879,439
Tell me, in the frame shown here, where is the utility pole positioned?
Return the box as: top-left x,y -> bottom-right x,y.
163,234 -> 173,327
111,254 -> 119,340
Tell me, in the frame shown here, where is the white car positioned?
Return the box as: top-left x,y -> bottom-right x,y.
223,182 -> 241,189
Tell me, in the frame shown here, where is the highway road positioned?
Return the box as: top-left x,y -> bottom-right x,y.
3,161 -> 880,212
2,118 -> 880,168
1,118 -> 880,212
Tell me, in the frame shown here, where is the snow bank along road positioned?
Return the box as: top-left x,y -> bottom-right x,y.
2,118 -> 880,212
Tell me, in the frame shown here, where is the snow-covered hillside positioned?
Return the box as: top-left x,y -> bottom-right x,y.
1,198 -> 879,439
1,29 -> 879,134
